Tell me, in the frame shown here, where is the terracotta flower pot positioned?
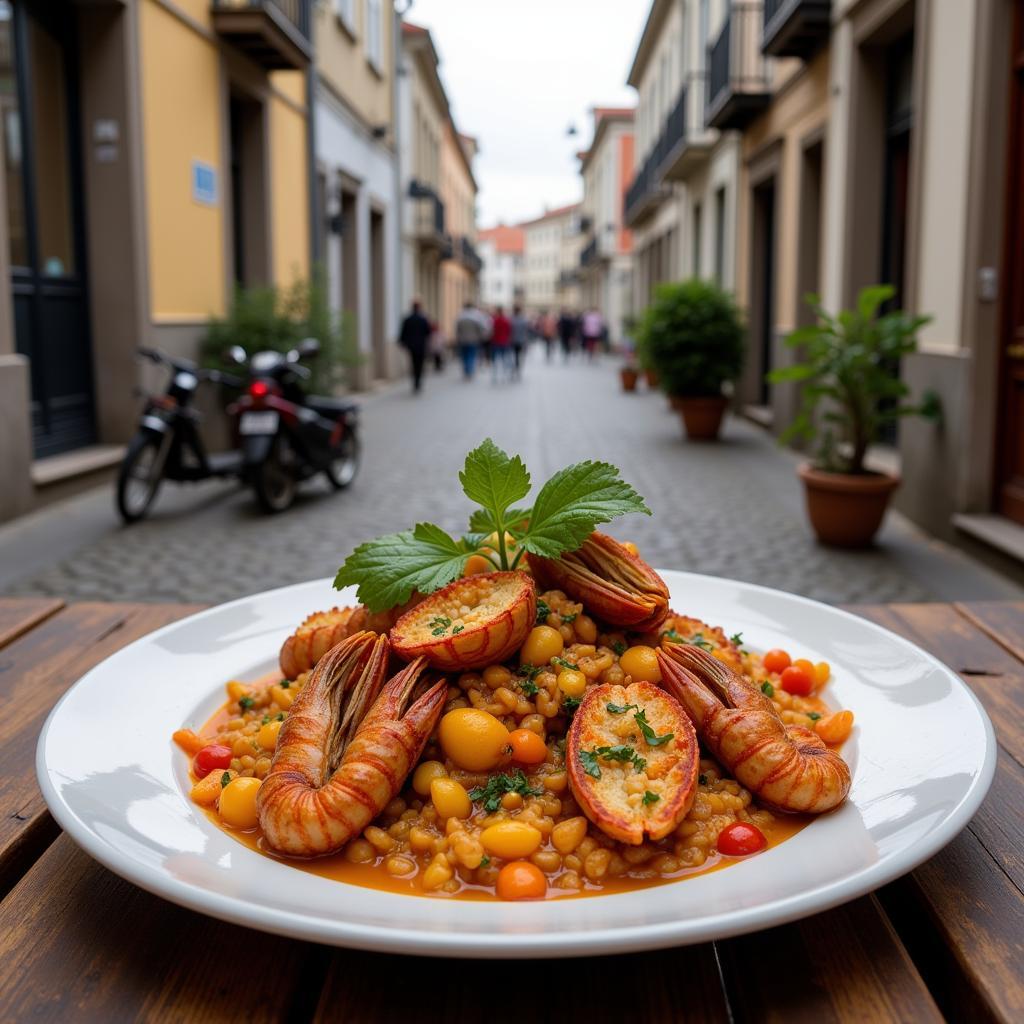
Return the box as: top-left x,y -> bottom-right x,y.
798,463 -> 901,547
676,396 -> 728,441
644,368 -> 659,389
620,367 -> 639,392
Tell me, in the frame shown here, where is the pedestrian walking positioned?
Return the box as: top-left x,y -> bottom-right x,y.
557,308 -> 578,361
454,300 -> 489,379
582,307 -> 604,361
510,304 -> 530,379
398,299 -> 431,393
538,309 -> 557,362
490,306 -> 512,382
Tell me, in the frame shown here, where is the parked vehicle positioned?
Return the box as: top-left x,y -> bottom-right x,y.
226,338 -> 361,513
116,348 -> 243,523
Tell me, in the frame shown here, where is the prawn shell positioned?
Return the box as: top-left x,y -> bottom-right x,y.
568,680 -> 699,845
389,571 -> 536,671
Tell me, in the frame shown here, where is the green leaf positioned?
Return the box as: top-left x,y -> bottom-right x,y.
766,363 -> 817,383
459,439 -> 531,518
333,522 -> 469,612
519,461 -> 651,559
633,708 -> 674,746
468,507 -> 532,535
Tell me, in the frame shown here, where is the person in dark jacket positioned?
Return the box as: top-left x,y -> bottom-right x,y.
399,299 -> 431,393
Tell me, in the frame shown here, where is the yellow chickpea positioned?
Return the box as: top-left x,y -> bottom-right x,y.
556,668 -> 587,698
520,626 -> 564,667
218,777 -> 261,829
483,665 -> 513,690
619,645 -> 662,683
574,615 -> 598,644
430,777 -> 472,820
412,760 -> 448,796
438,708 -> 511,771
256,718 -> 283,751
480,821 -> 543,860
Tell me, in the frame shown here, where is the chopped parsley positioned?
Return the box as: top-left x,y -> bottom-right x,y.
560,611 -> 578,624
578,745 -> 647,779
807,711 -> 822,721
605,703 -> 673,747
562,695 -> 582,715
479,855 -> 491,867
535,599 -> 551,625
611,639 -> 627,656
261,714 -> 271,725
516,664 -> 541,696
552,656 -> 578,671
429,615 -> 452,636
663,628 -> 684,644
276,712 -> 285,721
729,631 -> 744,647
452,624 -> 465,634
220,772 -> 231,787
642,791 -> 660,806
467,770 -> 543,812
238,695 -> 255,710
760,681 -> 774,697
280,680 -> 291,689
687,633 -> 715,652
698,773 -> 708,786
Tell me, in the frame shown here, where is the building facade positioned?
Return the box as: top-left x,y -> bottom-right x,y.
523,204 -> 582,316
478,224 -> 525,310
578,107 -> 634,345
439,130 -> 481,340
314,0 -> 401,385
0,0 -> 312,522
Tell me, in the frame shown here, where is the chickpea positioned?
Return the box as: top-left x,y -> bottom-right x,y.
551,816 -> 588,855
584,848 -> 611,881
481,821 -> 543,859
385,855 -> 416,876
438,709 -> 511,771
364,826 -> 395,853
556,668 -> 587,698
430,778 -> 472,820
409,826 -> 435,852
574,615 -> 598,644
345,839 -> 375,863
520,626 -> 564,667
618,645 -> 662,683
483,665 -> 513,690
531,849 -> 562,873
412,760 -> 448,796
422,852 -> 453,890
256,719 -> 283,751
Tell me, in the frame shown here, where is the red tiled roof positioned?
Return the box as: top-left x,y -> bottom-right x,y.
478,224 -> 525,254
592,106 -> 635,120
519,202 -> 581,226
402,21 -> 428,35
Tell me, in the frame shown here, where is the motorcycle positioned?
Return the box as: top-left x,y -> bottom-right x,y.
226,338 -> 361,513
116,348 -> 243,523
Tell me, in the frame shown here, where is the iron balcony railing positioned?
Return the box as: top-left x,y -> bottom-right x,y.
762,0 -> 831,58
212,0 -> 311,40
706,2 -> 770,129
580,237 -> 599,268
459,236 -> 483,274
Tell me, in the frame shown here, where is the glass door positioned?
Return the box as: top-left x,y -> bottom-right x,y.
1,0 -> 93,457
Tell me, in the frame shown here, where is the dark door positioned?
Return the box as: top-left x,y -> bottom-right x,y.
996,2 -> 1024,523
752,177 -> 776,406
1,0 -> 93,457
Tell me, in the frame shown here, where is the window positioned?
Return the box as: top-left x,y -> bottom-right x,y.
714,187 -> 725,285
692,202 -> 702,277
336,0 -> 355,34
366,0 -> 382,71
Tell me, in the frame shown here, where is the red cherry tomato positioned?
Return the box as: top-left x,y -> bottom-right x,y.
762,649 -> 791,674
193,744 -> 233,778
717,822 -> 767,857
780,664 -> 814,696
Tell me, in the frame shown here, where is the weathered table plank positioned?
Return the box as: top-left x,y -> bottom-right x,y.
0,602 -> 201,898
0,596 -> 63,650
957,600 -> 1024,666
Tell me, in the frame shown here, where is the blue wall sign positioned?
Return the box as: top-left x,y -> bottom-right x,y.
192,160 -> 218,206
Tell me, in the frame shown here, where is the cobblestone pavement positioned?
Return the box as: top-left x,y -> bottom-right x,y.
2,349 -> 1020,606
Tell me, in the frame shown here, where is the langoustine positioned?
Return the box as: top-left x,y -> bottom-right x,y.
258,630 -> 446,856
657,642 -> 851,814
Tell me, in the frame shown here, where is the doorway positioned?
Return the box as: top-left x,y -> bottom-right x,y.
339,187 -> 359,341
796,139 -> 824,325
750,177 -> 776,407
228,93 -> 268,288
995,2 -> 1024,523
2,0 -> 93,457
369,207 -> 386,379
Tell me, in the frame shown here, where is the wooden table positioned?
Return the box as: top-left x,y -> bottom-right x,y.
0,597 -> 1021,1023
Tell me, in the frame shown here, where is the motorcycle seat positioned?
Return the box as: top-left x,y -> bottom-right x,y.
307,396 -> 358,419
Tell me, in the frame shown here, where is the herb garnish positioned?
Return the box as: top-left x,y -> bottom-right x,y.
729,631 -> 744,647
578,745 -> 647,779
220,772 -> 231,787
807,711 -> 822,721
452,624 -> 465,634
334,439 -> 650,612
552,656 -> 578,671
535,599 -> 551,625
611,640 -> 627,656
516,664 -> 541,696
280,680 -> 291,689
605,703 -> 673,746
276,712 -> 285,721
687,633 -> 715,651
562,696 -> 582,715
261,714 -> 271,725
479,855 -> 491,867
560,612 -> 578,624
238,695 -> 255,710
429,616 -> 452,636
467,770 -> 543,812
642,791 -> 660,806
760,681 -> 774,697
663,628 -> 684,644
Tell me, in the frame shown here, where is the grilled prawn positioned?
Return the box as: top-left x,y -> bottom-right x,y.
657,643 -> 851,814
258,631 -> 446,856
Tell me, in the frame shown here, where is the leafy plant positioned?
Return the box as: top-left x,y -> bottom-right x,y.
768,285 -> 939,474
634,279 -> 744,397
334,439 -> 650,612
200,273 -> 361,394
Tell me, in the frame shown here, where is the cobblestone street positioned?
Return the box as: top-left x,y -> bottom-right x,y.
2,350 -> 1019,606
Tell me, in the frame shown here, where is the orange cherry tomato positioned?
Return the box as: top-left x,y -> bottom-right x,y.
762,649 -> 791,674
793,658 -> 815,679
780,664 -> 814,696
717,822 -> 767,856
507,729 -> 548,766
496,860 -> 547,900
814,661 -> 831,686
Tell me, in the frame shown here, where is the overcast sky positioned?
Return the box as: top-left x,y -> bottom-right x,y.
404,0 -> 647,228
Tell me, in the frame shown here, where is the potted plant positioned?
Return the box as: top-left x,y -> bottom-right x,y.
635,279 -> 744,440
768,285 -> 939,547
619,362 -> 639,392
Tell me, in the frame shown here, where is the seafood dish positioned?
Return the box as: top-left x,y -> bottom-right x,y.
173,441 -> 854,901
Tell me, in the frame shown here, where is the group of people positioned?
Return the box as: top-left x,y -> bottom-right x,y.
398,299 -> 608,393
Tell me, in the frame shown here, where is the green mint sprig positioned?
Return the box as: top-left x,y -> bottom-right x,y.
334,438 -> 650,613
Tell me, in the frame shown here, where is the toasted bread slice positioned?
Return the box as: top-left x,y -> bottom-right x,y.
568,680 -> 698,845
389,571 -> 536,671
279,607 -> 360,680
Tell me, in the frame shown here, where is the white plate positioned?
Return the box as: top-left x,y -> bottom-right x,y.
37,573 -> 996,958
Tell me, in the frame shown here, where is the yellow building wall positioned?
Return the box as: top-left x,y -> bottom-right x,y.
139,0 -> 224,320
269,87 -> 310,288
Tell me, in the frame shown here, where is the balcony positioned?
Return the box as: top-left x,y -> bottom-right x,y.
559,269 -> 579,288
408,180 -> 447,252
579,237 -> 599,269
624,145 -> 672,227
661,77 -> 714,181
458,236 -> 483,274
210,0 -> 312,70
762,0 -> 831,59
706,3 -> 771,131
